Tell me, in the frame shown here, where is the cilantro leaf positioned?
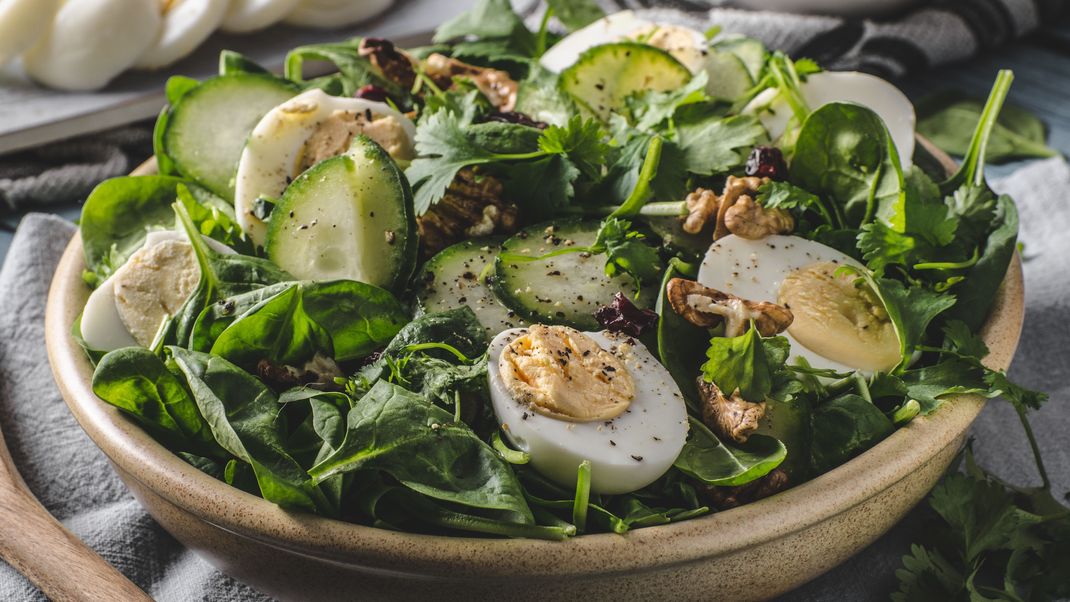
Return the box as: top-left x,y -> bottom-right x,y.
675,114 -> 767,176
700,323 -> 783,401
757,180 -> 840,228
588,218 -> 664,291
499,155 -> 580,220
942,320 -> 989,360
932,472 -> 1040,563
626,70 -> 711,132
983,370 -> 1048,412
900,359 -> 988,413
857,221 -> 917,276
892,545 -> 966,602
537,115 -> 609,179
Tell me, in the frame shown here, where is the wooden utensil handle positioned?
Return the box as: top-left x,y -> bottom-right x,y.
0,455 -> 152,601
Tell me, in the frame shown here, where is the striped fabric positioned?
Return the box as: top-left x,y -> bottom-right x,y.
526,0 -> 1068,78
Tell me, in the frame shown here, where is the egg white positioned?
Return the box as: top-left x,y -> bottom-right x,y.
0,0 -> 60,67
220,0 -> 300,33
80,230 -> 235,352
743,71 -> 916,168
284,0 -> 392,28
696,234 -> 883,374
22,0 -> 161,91
233,88 -> 416,246
488,328 -> 689,495
135,0 -> 229,70
539,10 -> 707,74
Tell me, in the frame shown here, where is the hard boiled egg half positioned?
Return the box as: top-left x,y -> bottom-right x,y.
81,230 -> 234,351
540,10 -> 708,74
697,235 -> 901,374
743,71 -> 916,167
488,325 -> 689,495
233,88 -> 416,247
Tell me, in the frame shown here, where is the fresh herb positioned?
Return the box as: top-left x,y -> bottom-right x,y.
673,417 -> 786,486
917,90 -> 1058,164
700,322 -> 787,401
544,0 -> 604,32
433,0 -> 538,59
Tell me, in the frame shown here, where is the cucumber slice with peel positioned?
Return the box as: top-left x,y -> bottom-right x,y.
559,42 -> 692,121
265,135 -> 416,291
163,74 -> 297,200
492,220 -> 655,331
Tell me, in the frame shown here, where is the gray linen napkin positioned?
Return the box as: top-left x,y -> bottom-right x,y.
0,157 -> 1067,600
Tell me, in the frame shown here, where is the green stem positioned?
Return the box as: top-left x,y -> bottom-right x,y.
403,342 -> 472,363
564,200 -> 687,217
492,431 -> 530,465
913,247 -> 980,271
942,70 -> 1014,193
1015,404 -> 1051,490
891,399 -> 921,426
173,200 -> 221,292
610,136 -> 663,218
534,7 -> 554,57
572,460 -> 592,534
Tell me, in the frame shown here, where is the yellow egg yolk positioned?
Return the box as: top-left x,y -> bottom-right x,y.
498,325 -> 635,422
777,261 -> 901,371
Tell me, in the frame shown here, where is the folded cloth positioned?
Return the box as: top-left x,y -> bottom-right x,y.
0,156 -> 1067,600
528,0 -> 1068,78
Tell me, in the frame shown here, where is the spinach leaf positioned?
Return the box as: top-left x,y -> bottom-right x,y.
433,0 -> 537,57
170,202 -> 291,346
545,0 -> 604,32
92,347 -> 219,456
673,418 -> 786,486
167,347 -> 329,513
917,90 -> 1057,164
309,380 -> 534,521
942,195 -> 1019,332
655,260 -> 708,414
209,285 -> 333,371
179,452 -> 226,479
790,102 -> 904,228
809,393 -> 894,473
189,282 -> 295,352
298,280 -> 409,361
371,306 -> 488,363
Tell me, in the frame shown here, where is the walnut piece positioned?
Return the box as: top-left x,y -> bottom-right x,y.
423,53 -> 518,111
724,194 -> 794,240
682,176 -> 792,240
698,378 -> 765,444
358,37 -> 417,89
666,278 -> 793,338
257,353 -> 344,391
417,168 -> 519,257
700,468 -> 790,510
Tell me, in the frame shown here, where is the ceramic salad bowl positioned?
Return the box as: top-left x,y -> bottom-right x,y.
45,148 -> 1023,600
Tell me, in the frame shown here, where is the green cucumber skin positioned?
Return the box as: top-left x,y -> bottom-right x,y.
265,136 -> 417,293
414,238 -> 526,337
492,220 -> 654,331
559,42 -> 692,121
163,74 -> 298,200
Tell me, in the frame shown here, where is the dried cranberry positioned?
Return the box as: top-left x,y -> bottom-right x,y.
479,111 -> 547,129
357,349 -> 384,368
745,146 -> 788,180
354,84 -> 390,103
595,293 -> 659,337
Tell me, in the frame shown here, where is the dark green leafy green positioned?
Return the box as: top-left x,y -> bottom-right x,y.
701,323 -> 782,400
917,90 -> 1058,163
310,380 -> 533,520
433,0 -> 537,58
92,348 -> 219,456
674,418 -> 786,486
655,260 -> 708,413
168,347 -> 329,513
809,394 -> 893,473
545,0 -> 604,32
790,102 -> 904,227
209,285 -> 333,370
675,114 -> 767,176
284,38 -> 409,101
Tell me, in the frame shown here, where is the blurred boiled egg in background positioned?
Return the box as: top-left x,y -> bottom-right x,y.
285,0 -> 392,28
135,0 -> 231,70
221,0 -> 301,33
697,234 -> 902,374
0,0 -> 60,67
488,325 -> 689,495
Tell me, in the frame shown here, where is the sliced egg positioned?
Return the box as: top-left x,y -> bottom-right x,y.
22,0 -> 162,91
284,0 -> 392,28
540,10 -> 707,74
488,326 -> 689,495
135,0 -> 229,70
743,71 -> 916,167
80,230 -> 234,352
220,0 -> 300,33
697,234 -> 900,374
0,0 -> 60,67
233,88 -> 416,246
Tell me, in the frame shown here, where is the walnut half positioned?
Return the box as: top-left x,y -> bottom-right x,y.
697,378 -> 765,444
665,278 -> 793,338
700,468 -> 790,510
682,176 -> 793,240
416,168 -> 519,258
423,53 -> 518,111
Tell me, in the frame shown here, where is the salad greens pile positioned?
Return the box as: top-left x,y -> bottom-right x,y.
72,1 -> 1064,589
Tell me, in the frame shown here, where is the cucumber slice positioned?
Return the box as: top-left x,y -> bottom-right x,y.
559,42 -> 692,121
163,74 -> 298,200
415,239 -> 527,337
492,220 -> 655,331
266,135 -> 417,291
703,49 -> 753,101
713,36 -> 767,82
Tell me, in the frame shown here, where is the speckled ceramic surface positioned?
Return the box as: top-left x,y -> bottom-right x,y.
44,156 -> 1025,601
